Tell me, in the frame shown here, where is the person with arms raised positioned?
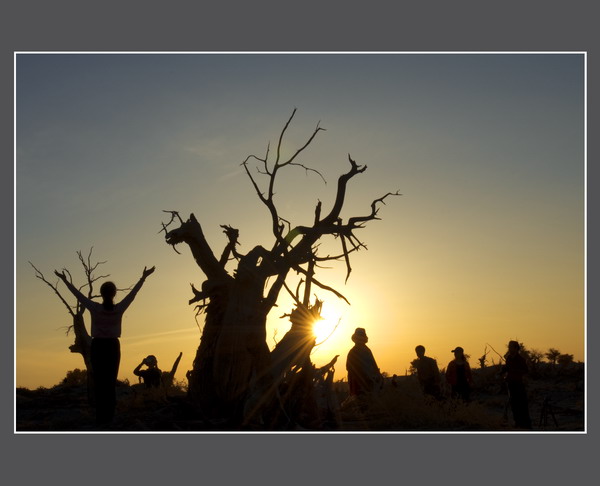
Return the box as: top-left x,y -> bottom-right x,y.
55,265 -> 155,425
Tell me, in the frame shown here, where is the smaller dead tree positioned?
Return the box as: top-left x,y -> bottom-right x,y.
478,346 -> 490,369
30,248 -> 129,403
161,351 -> 184,388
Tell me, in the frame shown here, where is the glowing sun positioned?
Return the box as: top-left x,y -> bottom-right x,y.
312,304 -> 345,343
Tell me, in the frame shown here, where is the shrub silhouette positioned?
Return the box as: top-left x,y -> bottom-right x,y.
61,368 -> 88,386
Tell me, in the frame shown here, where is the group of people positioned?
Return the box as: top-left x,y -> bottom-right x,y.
345,327 -> 532,429
56,265 -> 188,426
413,345 -> 473,401
55,263 -> 531,430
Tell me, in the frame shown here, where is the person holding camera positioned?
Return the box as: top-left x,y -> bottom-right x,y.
134,355 -> 162,388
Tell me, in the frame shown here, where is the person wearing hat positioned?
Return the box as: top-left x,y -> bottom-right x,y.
445,346 -> 473,401
134,354 -> 162,388
502,340 -> 532,429
346,327 -> 382,397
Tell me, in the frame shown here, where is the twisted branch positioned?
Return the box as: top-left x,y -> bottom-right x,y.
29,262 -> 76,317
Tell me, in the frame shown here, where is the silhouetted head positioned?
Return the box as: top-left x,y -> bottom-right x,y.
508,340 -> 520,355
100,281 -> 117,310
144,355 -> 158,368
451,346 -> 465,358
352,327 -> 368,344
415,345 -> 426,358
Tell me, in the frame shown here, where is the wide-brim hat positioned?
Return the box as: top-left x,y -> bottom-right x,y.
352,327 -> 368,343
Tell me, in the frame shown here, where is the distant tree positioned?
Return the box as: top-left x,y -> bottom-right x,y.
557,353 -> 574,367
527,348 -> 544,373
528,348 -> 544,365
61,368 -> 88,386
545,348 -> 561,365
409,360 -> 418,376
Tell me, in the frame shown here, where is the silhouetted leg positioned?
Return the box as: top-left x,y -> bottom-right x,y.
91,338 -> 121,425
508,382 -> 531,429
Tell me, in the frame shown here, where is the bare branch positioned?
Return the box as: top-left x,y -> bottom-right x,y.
320,155 -> 367,225
314,317 -> 343,347
313,245 -> 360,262
347,190 -> 402,227
160,211 -> 185,254
241,157 -> 269,204
164,213 -> 230,281
303,259 -> 315,306
188,282 -> 208,305
339,233 -> 352,283
78,247 -> 107,276
160,210 -> 184,233
486,342 -> 506,363
273,109 -> 325,170
314,200 -> 322,225
292,264 -> 350,305
76,248 -> 109,298
276,108 -> 297,165
193,304 -> 208,330
285,161 -> 327,184
278,217 -> 292,236
29,262 -> 76,317
263,271 -> 290,311
282,280 -> 302,307
219,225 -> 243,264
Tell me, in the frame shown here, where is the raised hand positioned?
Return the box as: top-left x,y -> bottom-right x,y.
142,266 -> 156,279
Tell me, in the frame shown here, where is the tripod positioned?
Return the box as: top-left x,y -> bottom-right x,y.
539,396 -> 558,429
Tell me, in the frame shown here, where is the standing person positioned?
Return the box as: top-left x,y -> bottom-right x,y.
134,355 -> 162,388
445,346 -> 473,401
413,345 -> 441,399
346,327 -> 382,397
502,340 -> 532,429
55,266 -> 155,425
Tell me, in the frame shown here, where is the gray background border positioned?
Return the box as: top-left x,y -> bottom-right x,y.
3,0 -> 596,484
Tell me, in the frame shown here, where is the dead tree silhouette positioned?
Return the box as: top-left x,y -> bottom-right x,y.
161,109 -> 400,428
30,248 -> 130,405
161,351 -> 183,388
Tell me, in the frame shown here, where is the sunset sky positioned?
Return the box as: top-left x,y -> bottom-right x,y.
15,53 -> 585,389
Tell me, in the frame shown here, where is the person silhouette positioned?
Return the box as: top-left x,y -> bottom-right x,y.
414,345 -> 441,399
445,346 -> 473,401
55,265 -> 155,425
134,355 -> 162,388
346,327 -> 382,397
502,340 -> 532,429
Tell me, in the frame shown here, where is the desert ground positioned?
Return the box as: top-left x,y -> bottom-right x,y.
16,361 -> 584,433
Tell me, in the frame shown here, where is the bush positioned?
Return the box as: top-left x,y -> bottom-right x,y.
61,369 -> 88,386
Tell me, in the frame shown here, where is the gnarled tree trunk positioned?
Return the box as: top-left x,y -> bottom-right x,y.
164,110 -> 399,428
